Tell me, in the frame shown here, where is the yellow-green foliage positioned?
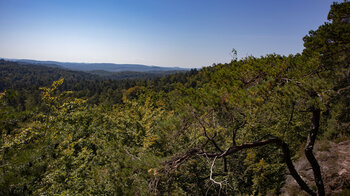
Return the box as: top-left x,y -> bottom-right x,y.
1,2 -> 349,195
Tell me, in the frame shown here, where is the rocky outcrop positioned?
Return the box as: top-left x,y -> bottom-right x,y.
282,140 -> 350,195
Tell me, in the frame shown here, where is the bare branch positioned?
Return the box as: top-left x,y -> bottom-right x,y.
232,121 -> 245,146
164,135 -> 316,196
210,156 -> 223,188
209,156 -> 224,196
336,85 -> 350,94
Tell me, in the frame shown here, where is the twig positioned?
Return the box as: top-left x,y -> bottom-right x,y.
210,156 -> 224,196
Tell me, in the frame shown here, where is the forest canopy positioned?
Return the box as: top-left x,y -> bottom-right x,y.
1,1 -> 349,195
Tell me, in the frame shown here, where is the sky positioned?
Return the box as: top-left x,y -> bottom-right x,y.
0,0 -> 340,68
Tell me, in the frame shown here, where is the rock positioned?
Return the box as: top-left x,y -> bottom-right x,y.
281,140 -> 350,195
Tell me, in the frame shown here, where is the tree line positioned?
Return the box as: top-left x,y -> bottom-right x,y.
0,1 -> 349,195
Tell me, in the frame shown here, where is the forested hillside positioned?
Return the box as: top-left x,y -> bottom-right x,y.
6,59 -> 186,72
0,60 -> 197,108
1,2 -> 349,195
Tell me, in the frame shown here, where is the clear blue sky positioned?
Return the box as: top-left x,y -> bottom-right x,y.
0,0 -> 339,68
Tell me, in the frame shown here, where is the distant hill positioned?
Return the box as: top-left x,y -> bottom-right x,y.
88,69 -> 187,80
0,59 -> 190,89
0,59 -> 99,91
4,58 -> 189,73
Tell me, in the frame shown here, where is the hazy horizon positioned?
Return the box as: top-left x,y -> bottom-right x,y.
1,57 -> 186,68
0,0 -> 339,68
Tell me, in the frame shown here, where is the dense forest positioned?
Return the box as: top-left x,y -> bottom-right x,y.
1,2 -> 349,195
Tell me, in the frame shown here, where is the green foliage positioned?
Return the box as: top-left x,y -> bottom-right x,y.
0,1 -> 349,195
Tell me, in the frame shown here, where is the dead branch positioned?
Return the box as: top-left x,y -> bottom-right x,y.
164,134 -> 316,196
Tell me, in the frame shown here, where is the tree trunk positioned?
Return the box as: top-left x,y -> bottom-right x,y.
305,109 -> 325,196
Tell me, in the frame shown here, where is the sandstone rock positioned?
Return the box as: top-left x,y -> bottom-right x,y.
281,140 -> 350,195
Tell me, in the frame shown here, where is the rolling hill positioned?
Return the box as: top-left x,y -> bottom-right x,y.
4,58 -> 189,73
